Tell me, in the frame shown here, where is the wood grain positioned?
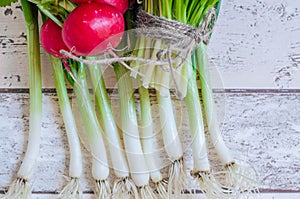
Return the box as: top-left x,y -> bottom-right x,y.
209,0 -> 300,89
1,0 -> 300,89
0,93 -> 299,192
1,0 -> 300,197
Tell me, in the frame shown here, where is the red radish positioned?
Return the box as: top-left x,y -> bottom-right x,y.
40,19 -> 69,58
70,0 -> 92,3
93,0 -> 128,14
62,3 -> 125,56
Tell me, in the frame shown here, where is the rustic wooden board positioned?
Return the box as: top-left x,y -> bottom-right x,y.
1,0 -> 300,89
1,0 -> 300,197
209,0 -> 300,89
0,92 -> 299,193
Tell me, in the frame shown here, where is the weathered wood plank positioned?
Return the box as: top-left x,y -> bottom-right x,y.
209,0 -> 300,88
0,93 -> 299,192
1,0 -> 300,196
1,0 -> 300,89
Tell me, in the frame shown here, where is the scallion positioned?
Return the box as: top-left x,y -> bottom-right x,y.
2,1 -> 42,198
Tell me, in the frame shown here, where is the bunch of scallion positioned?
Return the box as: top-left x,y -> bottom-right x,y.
0,0 -> 258,199
129,0 -> 259,198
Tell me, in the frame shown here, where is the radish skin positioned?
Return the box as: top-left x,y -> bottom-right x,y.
62,3 -> 124,56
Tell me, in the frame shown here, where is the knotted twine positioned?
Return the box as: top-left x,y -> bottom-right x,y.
136,7 -> 216,49
61,7 -> 216,65
135,7 -> 216,98
60,7 -> 216,97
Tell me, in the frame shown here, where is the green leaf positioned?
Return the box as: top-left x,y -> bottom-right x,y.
0,0 -> 18,7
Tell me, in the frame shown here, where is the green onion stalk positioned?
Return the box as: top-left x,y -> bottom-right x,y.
196,43 -> 259,196
130,1 -> 189,197
2,1 -> 42,198
26,0 -> 77,27
128,3 -> 170,199
68,60 -> 111,199
183,0 -> 238,198
131,9 -> 168,196
114,64 -> 157,199
155,90 -> 186,198
131,0 -> 222,197
30,0 -> 112,197
138,86 -> 168,199
131,0 -> 259,198
49,56 -> 83,198
87,58 -> 138,198
187,53 -> 229,198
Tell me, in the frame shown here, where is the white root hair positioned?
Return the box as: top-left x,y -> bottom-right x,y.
112,177 -> 138,199
168,158 -> 187,198
1,178 -> 32,199
139,185 -> 157,199
192,171 -> 232,199
191,162 -> 260,199
59,177 -> 82,199
155,179 -> 168,199
225,162 -> 260,196
94,180 -> 111,199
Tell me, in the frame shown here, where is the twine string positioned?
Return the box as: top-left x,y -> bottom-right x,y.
61,8 -> 216,94
136,7 -> 216,69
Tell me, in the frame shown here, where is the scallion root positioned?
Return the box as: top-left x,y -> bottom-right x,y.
112,177 -> 138,199
225,162 -> 260,195
168,158 -> 187,198
59,177 -> 82,199
139,185 -> 157,199
94,180 -> 111,199
192,170 -> 231,199
1,178 -> 32,199
155,179 -> 168,199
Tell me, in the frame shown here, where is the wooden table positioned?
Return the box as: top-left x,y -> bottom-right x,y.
1,0 -> 300,198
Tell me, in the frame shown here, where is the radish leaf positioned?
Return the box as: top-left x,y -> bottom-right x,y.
0,0 -> 18,7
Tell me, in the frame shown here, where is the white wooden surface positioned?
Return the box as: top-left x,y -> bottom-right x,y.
0,0 -> 300,198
